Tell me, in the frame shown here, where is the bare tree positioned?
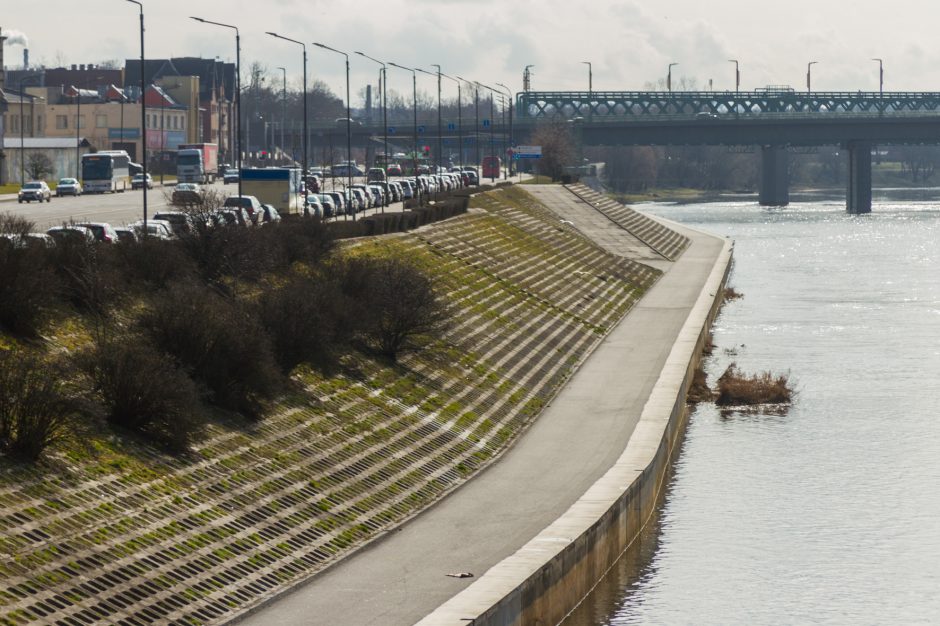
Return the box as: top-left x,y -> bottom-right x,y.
532,119 -> 576,181
25,153 -> 54,181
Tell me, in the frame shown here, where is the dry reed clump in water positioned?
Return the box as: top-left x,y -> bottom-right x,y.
723,286 -> 743,301
715,362 -> 792,406
686,365 -> 712,404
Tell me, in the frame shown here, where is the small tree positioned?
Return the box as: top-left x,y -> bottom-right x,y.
343,256 -> 449,362
0,351 -> 80,461
532,119 -> 575,182
25,153 -> 54,181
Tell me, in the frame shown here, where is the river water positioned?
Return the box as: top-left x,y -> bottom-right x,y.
564,193 -> 940,625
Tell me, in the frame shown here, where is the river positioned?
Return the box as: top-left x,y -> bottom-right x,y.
563,193 -> 940,625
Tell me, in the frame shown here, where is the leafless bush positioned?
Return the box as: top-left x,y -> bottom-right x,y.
77,332 -> 206,452
0,244 -> 58,336
715,362 -> 792,406
141,281 -> 282,418
0,350 -> 80,461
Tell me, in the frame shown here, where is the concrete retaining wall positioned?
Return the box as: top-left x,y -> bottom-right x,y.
417,237 -> 733,626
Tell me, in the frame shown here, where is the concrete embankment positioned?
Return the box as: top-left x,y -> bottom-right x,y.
417,223 -> 732,625
237,186 -> 731,626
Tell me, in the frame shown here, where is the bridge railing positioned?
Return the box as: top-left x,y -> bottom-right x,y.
517,91 -> 940,119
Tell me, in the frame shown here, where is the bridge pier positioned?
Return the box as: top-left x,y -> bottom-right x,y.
759,145 -> 789,206
846,141 -> 872,214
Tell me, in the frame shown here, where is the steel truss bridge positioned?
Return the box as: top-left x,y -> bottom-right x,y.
516,90 -> 940,119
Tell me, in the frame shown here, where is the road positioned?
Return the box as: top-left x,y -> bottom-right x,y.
0,177 -> 411,231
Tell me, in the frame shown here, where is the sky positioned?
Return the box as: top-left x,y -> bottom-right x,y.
3,0 -> 940,105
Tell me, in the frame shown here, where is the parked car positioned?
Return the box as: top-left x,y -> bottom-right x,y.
223,168 -> 240,184
386,163 -> 403,176
130,220 -> 174,239
259,204 -> 282,224
131,173 -> 154,190
74,222 -> 119,244
367,184 -> 387,208
211,208 -> 250,227
325,191 -> 347,215
153,211 -> 196,236
0,232 -> 55,249
315,194 -> 337,217
18,181 -> 52,203
367,167 -> 387,183
55,178 -> 82,196
396,179 -> 416,200
462,167 -> 479,185
351,184 -> 373,209
223,195 -> 263,222
305,195 -> 324,217
171,182 -> 202,205
46,225 -> 96,244
113,227 -> 139,244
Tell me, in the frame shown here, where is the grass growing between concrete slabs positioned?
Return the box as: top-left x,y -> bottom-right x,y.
0,186 -> 663,625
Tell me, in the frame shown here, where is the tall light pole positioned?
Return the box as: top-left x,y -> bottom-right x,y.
418,66 -> 443,173
277,66 -> 286,162
496,82 -> 513,177
806,61 -> 818,93
126,0 -> 149,229
355,51 -> 387,178
314,42 -> 354,218
728,59 -> 740,92
390,62 -> 421,204
477,82 -> 497,180
457,76 -> 480,167
667,62 -> 678,92
266,32 -> 307,190
872,58 -> 884,95
191,16 -> 241,198
439,71 -> 461,168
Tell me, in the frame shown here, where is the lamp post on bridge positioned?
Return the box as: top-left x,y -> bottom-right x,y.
667,62 -> 678,92
806,61 -> 818,93
728,59 -> 740,92
872,58 -> 883,95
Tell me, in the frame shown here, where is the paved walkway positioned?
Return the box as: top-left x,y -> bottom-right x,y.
234,186 -> 728,626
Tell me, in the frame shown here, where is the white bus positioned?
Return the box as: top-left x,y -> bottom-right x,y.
81,150 -> 132,193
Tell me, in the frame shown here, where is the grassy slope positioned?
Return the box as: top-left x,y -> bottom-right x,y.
0,186 -> 661,625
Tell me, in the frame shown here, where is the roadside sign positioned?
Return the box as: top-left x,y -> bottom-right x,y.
447,122 -> 456,131
482,119 -> 490,128
418,125 -> 425,133
513,145 -> 542,159
388,127 -> 396,134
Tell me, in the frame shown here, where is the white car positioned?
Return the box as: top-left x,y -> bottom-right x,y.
130,219 -> 175,239
56,178 -> 83,196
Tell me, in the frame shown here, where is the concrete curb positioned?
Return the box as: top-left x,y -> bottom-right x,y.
416,237 -> 734,626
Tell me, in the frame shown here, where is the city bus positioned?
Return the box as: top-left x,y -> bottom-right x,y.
482,155 -> 501,180
81,150 -> 132,193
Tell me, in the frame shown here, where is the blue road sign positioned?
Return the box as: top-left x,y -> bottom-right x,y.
447,122 -> 456,131
418,125 -> 426,133
482,119 -> 490,128
388,127 -> 396,134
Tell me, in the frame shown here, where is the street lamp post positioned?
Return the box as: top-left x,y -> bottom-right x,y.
417,66 -> 443,173
390,62 -> 421,204
355,51 -> 388,182
313,42 -> 354,219
667,62 -> 678,92
439,72 -> 461,168
872,58 -> 884,95
458,76 -> 480,168
806,61 -> 818,93
277,66 -> 286,162
126,0 -> 149,230
477,82 -> 497,181
191,16 -> 241,198
266,33 -> 307,193
728,59 -> 740,92
496,82 -> 513,177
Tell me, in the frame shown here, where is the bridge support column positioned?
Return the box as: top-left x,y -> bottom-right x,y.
846,142 -> 872,214
759,145 -> 789,206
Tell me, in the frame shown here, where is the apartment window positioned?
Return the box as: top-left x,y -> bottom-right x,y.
56,115 -> 68,130
96,114 -> 108,128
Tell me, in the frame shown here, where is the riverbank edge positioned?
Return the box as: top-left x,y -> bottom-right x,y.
416,233 -> 734,626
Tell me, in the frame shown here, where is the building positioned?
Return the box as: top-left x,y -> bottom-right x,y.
1,136 -> 92,185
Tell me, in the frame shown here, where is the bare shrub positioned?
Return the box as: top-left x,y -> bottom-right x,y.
0,244 -> 58,336
78,332 -> 206,452
262,217 -> 335,269
141,282 -> 282,418
117,237 -> 197,289
257,272 -> 351,371
49,238 -> 121,314
715,362 -> 792,406
341,255 -> 449,362
686,365 -> 713,404
0,350 -> 80,461
0,213 -> 35,236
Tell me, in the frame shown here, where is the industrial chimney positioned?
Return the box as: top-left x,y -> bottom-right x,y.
23,48 -> 28,70
0,28 -> 6,92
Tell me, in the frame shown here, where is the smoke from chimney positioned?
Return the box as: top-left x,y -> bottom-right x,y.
3,29 -> 28,47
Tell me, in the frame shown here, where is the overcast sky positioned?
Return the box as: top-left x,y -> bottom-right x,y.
4,0 -> 940,104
